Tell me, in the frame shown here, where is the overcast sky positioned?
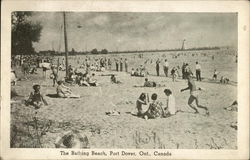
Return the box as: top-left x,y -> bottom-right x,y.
29,12 -> 237,52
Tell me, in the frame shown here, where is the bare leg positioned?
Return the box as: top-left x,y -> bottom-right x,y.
188,96 -> 199,113
195,97 -> 209,115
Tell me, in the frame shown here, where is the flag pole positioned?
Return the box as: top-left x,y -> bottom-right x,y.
63,12 -> 69,78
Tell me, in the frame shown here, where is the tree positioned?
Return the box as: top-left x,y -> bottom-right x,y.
100,49 -> 108,54
11,12 -> 42,55
91,48 -> 98,54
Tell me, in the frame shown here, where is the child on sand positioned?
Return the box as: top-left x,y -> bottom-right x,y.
163,89 -> 176,116
144,93 -> 163,120
136,93 -> 149,117
213,69 -> 219,80
171,67 -> 178,82
111,75 -> 122,84
25,84 -> 48,109
180,74 -> 209,115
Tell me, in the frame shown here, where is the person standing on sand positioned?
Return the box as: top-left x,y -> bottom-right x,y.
125,58 -> 128,72
120,58 -> 123,72
51,66 -> 58,87
181,63 -> 186,79
163,89 -> 176,116
156,59 -> 160,76
163,59 -> 169,77
195,61 -> 202,81
115,59 -> 119,72
180,73 -> 209,115
108,58 -> 112,70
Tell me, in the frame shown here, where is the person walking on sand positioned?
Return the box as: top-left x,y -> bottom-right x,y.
180,73 -> 209,115
195,61 -> 202,81
163,59 -> 169,77
156,58 -> 160,76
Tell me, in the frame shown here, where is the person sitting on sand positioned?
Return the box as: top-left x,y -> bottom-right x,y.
163,89 -> 176,116
57,81 -> 80,98
88,73 -> 98,86
25,84 -> 48,109
134,68 -> 140,76
131,68 -> 135,76
144,78 -> 156,87
144,93 -> 163,120
111,75 -> 122,84
136,93 -> 149,117
220,76 -> 229,84
180,73 -> 209,115
79,76 -> 90,87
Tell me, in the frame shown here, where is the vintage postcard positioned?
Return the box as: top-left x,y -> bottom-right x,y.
1,0 -> 249,159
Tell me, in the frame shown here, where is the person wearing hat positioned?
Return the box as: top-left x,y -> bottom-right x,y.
180,74 -> 209,115
55,130 -> 89,148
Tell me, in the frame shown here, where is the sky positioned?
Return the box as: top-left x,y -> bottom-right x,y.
28,12 -> 237,52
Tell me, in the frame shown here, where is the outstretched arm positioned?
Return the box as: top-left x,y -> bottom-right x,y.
181,86 -> 190,92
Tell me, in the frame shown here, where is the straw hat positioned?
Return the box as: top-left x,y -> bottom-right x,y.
55,130 -> 89,148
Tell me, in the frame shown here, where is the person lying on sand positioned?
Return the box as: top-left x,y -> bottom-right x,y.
57,81 -> 80,98
25,84 -> 48,109
136,93 -> 149,117
144,93 -> 164,120
134,78 -> 166,88
111,75 -> 122,84
181,73 -> 209,115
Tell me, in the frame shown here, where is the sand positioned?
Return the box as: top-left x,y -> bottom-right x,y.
10,49 -> 237,149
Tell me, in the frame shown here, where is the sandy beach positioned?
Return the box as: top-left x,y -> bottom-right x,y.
10,50 -> 237,149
